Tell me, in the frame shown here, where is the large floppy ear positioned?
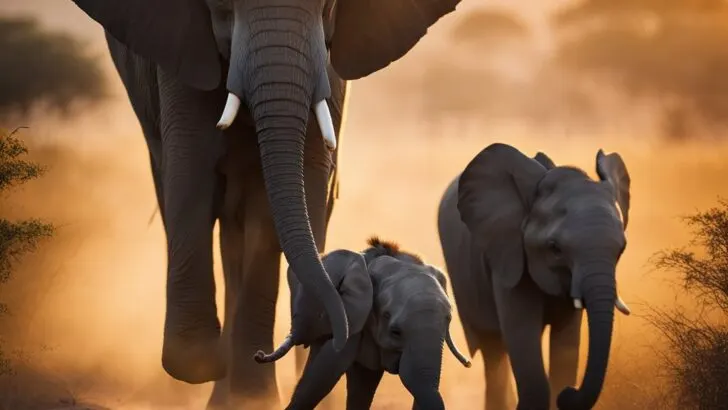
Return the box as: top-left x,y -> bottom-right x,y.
457,143 -> 547,289
596,149 -> 631,230
533,152 -> 556,170
329,0 -> 462,80
323,250 -> 373,335
71,0 -> 221,91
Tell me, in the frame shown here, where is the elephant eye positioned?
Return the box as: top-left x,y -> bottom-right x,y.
382,311 -> 391,321
389,326 -> 402,339
547,240 -> 562,256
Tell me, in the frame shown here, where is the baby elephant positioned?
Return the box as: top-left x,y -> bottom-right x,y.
439,143 -> 632,410
254,237 -> 471,410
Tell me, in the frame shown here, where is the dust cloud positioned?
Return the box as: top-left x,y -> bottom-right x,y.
2,0 -> 727,409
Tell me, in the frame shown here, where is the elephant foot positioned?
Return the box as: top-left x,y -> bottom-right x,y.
162,334 -> 226,384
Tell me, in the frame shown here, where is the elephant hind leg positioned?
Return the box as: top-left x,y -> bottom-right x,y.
208,132 -> 282,410
481,335 -> 516,410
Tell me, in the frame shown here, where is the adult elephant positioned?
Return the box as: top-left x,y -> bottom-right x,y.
70,0 -> 461,408
437,143 -> 632,410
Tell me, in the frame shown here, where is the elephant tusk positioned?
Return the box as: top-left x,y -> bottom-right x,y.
216,93 -> 241,130
615,295 -> 631,315
314,99 -> 337,151
573,298 -> 583,309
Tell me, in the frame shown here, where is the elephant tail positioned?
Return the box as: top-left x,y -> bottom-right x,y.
254,334 -> 295,364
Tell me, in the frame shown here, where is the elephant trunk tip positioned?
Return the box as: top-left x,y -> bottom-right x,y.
253,334 -> 296,364
216,92 -> 241,130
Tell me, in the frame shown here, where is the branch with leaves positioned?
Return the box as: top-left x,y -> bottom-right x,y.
648,199 -> 728,408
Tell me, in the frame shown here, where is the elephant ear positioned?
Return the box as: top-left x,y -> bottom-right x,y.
71,0 -> 221,91
533,152 -> 556,170
457,143 -> 547,289
596,149 -> 631,230
329,0 -> 462,80
323,250 -> 373,335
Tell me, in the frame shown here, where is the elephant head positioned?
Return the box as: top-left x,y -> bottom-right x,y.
457,143 -> 632,410
367,248 -> 471,410
71,0 -> 462,380
254,249 -> 373,363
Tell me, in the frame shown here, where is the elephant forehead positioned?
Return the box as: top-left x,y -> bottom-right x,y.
368,255 -> 401,273
393,276 -> 449,308
537,179 -> 614,215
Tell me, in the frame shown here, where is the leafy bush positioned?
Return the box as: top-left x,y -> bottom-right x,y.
0,128 -> 53,375
650,200 -> 728,408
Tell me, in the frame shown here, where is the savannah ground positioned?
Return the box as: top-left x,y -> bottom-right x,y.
2,0 -> 727,409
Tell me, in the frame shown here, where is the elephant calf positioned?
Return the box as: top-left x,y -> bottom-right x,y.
438,143 -> 633,410
254,237 -> 472,410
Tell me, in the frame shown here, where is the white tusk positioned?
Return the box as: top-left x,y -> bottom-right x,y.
314,99 -> 337,151
573,298 -> 583,309
216,93 -> 241,130
615,295 -> 631,315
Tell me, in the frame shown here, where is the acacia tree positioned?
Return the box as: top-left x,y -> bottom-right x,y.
552,0 -> 728,140
0,16 -> 106,119
0,128 -> 54,374
649,200 -> 728,408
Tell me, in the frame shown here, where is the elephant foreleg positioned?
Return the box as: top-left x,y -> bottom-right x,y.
286,335 -> 361,410
157,68 -> 226,384
494,279 -> 550,410
548,307 -> 583,409
345,362 -> 383,410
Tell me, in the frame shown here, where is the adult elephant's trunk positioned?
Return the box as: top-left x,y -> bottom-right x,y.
557,263 -> 616,410
399,329 -> 446,410
221,0 -> 348,351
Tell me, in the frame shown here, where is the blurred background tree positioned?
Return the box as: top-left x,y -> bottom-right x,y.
552,0 -> 728,140
0,16 -> 106,120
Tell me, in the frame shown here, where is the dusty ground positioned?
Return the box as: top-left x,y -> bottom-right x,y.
2,0 -> 727,409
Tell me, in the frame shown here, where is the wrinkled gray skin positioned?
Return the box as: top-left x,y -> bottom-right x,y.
255,244 -> 471,410
69,0 -> 461,408
438,143 -> 631,410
